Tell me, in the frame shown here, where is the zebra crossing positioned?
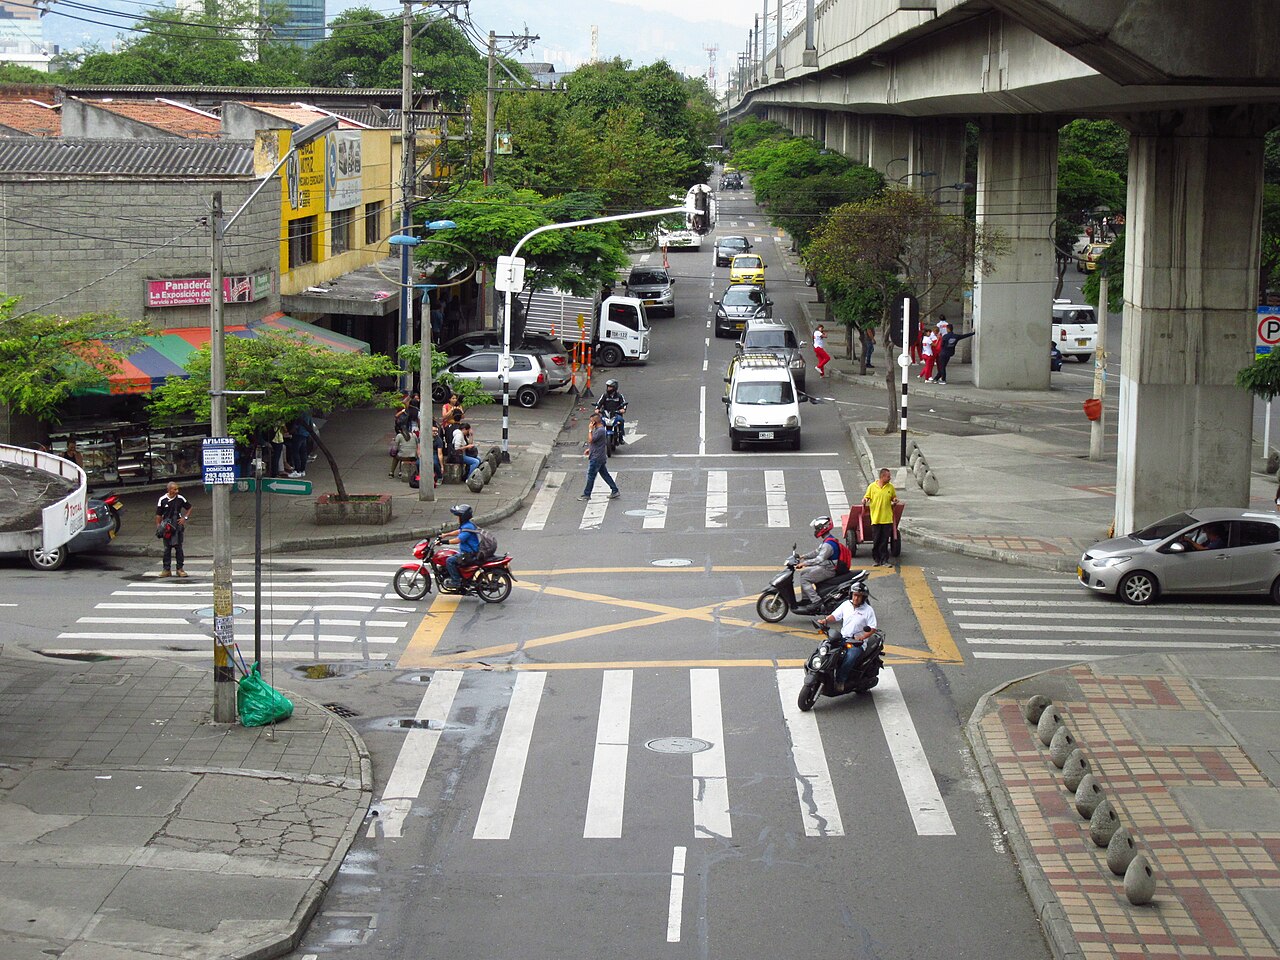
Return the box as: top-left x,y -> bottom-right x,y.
46,558 -> 411,661
937,575 -> 1280,660
368,666 -> 955,843
522,466 -> 856,531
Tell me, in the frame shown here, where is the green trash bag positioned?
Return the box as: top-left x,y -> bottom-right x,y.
237,663 -> 294,727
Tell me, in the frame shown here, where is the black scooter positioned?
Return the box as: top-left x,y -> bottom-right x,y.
797,619 -> 885,711
756,545 -> 867,622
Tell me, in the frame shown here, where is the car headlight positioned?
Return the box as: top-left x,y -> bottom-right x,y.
715,307 -> 726,318
732,415 -> 748,428
1092,556 -> 1131,568
785,415 -> 799,428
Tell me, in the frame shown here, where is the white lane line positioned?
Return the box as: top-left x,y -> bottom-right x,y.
951,606 -> 1280,623
369,670 -> 462,839
41,648 -> 388,661
706,470 -> 728,528
474,671 -> 547,840
940,587 -> 1080,595
666,846 -> 687,943
56,630 -> 399,644
580,476 -> 616,531
820,469 -> 848,522
962,623 -> 1280,636
644,472 -> 672,530
765,470 -> 789,528
699,384 -> 707,457
522,470 -> 565,531
872,667 -> 955,836
109,589 -> 394,600
775,669 -> 844,837
584,670 -> 633,839
594,451 -> 841,459
96,602 -> 393,613
967,636 -> 1273,650
973,652 -> 1119,661
690,668 -> 731,839
935,577 -> 1070,584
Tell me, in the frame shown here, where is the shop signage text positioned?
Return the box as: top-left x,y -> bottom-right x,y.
146,273 -> 270,308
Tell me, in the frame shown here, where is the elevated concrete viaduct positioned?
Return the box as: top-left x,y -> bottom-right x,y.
723,0 -> 1280,530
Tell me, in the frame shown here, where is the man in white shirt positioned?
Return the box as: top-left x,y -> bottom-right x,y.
816,583 -> 878,684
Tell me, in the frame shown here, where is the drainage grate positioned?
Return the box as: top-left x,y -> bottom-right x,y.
398,718 -> 439,729
645,736 -> 712,754
323,703 -> 359,718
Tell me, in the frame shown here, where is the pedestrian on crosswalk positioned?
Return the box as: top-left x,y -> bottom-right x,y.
578,412 -> 620,502
155,481 -> 192,578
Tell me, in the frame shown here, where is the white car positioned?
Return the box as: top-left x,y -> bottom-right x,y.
723,353 -> 802,451
1052,300 -> 1098,362
658,229 -> 701,252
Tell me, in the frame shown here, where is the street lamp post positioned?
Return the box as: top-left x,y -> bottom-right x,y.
207,115 -> 337,722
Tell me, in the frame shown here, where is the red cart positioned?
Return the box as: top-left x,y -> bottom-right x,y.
841,502 -> 904,559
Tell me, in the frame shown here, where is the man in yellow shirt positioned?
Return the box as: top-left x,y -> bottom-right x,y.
862,468 -> 899,567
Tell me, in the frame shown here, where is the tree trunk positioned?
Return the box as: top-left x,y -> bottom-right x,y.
883,329 -> 898,435
310,429 -> 348,501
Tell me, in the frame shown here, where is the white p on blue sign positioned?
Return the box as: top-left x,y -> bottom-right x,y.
201,437 -> 238,485
1258,308 -> 1280,356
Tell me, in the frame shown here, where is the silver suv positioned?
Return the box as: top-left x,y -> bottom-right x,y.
735,317 -> 807,391
624,266 -> 675,317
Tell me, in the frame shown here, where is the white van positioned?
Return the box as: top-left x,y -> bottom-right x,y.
1051,300 -> 1098,362
723,353 -> 802,451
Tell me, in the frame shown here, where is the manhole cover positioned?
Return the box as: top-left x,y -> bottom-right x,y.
624,508 -> 664,518
651,558 -> 694,567
323,703 -> 359,718
646,737 -> 712,754
194,606 -> 248,618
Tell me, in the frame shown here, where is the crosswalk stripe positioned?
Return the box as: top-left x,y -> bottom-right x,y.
523,471 -> 565,531
775,669 -> 844,837
940,587 -> 1079,595
973,652 -> 1114,661
690,669 -> 731,839
935,577 -> 1068,584
706,470 -> 728,528
961,623 -> 1280,636
873,667 -> 955,836
579,472 -> 618,530
372,670 -> 463,839
645,472 -> 672,529
820,470 -> 848,523
966,636 -> 1273,650
584,670 -> 633,839
765,470 -> 788,528
39,648 -> 388,661
474,671 -> 547,840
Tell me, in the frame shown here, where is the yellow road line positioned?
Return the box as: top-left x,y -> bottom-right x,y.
900,564 -> 963,663
397,593 -> 461,668
401,654 -> 935,672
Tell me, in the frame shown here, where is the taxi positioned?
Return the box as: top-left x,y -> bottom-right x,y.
728,253 -> 766,285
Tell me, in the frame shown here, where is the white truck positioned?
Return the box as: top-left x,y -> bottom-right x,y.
519,289 -> 650,367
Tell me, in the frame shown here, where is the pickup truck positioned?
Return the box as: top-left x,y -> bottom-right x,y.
1051,300 -> 1098,363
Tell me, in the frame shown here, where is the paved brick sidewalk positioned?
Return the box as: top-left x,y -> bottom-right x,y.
970,656 -> 1280,960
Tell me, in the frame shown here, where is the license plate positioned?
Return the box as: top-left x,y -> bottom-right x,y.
758,431 -> 774,440
1077,339 -> 1089,346
1077,566 -> 1084,580
644,300 -> 655,305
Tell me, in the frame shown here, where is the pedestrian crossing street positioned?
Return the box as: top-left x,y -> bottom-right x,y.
48,559 -> 409,661
938,576 -> 1280,661
369,666 -> 956,843
523,467 -> 857,532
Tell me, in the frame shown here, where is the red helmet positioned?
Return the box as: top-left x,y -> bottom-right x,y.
811,516 -> 833,538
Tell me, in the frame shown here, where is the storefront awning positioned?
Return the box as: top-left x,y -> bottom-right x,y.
81,313 -> 370,395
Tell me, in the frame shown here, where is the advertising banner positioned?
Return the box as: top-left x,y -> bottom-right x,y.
326,129 -> 363,211
145,273 -> 270,308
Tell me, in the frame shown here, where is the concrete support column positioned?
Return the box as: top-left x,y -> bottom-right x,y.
867,116 -> 913,178
973,115 -> 1059,389
916,119 -> 970,323
1115,107 -> 1268,531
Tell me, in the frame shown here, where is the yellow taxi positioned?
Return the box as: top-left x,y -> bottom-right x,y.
1076,241 -> 1111,273
728,253 -> 766,285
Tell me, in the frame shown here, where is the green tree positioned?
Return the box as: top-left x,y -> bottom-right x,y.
148,332 -> 400,500
1059,119 -> 1129,181
1236,349 -> 1280,402
0,63 -> 58,83
0,296 -> 150,426
728,117 -> 789,153
1082,232 -> 1125,313
733,136 -> 855,206
768,168 -> 885,250
1055,153 -> 1125,298
805,190 -> 1007,431
1261,183 -> 1280,300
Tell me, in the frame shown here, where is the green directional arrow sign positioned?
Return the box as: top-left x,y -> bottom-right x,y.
261,478 -> 312,495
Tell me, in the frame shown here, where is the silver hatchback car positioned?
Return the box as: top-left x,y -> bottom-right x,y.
1078,508 -> 1280,605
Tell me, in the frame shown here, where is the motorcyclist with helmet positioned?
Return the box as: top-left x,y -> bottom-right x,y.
795,515 -> 844,612
595,379 -> 628,445
442,503 -> 480,589
816,582 -> 878,685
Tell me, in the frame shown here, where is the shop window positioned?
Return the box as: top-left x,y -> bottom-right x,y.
364,200 -> 384,246
288,216 -> 317,268
331,207 -> 354,256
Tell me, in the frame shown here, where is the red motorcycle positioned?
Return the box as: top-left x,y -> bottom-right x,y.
392,535 -> 515,603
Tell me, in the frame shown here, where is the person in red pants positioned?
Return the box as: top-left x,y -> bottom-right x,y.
920,324 -> 939,381
813,324 -> 832,378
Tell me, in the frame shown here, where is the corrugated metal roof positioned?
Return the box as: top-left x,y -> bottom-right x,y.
85,100 -> 221,139
0,99 -> 61,137
62,84 -> 403,97
0,137 -> 255,176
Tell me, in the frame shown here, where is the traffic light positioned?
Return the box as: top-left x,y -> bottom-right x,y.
686,185 -> 712,236
888,295 -> 920,347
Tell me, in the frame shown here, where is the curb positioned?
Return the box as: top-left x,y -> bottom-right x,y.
966,674 -> 1085,960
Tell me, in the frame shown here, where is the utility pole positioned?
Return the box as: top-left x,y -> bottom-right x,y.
208,191 -> 236,724
484,30 -> 496,185
1089,274 -> 1109,460
398,0 -> 416,395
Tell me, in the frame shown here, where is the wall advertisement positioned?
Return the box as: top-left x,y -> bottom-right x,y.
145,273 -> 271,308
326,129 -> 363,212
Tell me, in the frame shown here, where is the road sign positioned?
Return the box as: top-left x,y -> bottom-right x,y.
1258,308 -> 1280,356
495,255 -> 526,293
201,437 -> 238,485
203,478 -> 312,495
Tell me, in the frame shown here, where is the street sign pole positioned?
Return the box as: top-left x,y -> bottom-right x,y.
1089,275 -> 1109,461
253,448 -> 264,667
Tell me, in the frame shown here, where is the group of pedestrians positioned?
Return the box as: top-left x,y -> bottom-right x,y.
811,317 -> 973,385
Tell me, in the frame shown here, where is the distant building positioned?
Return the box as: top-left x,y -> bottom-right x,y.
0,0 -> 58,72
271,0 -> 325,50
518,62 -> 563,88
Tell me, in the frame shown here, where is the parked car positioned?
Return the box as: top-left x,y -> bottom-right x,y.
714,284 -> 773,338
736,316 -> 807,390
1076,241 -> 1111,273
624,266 -> 675,318
3,496 -> 122,571
714,235 -> 752,267
1078,509 -> 1280,605
440,331 -> 571,390
1052,300 -> 1098,363
728,253 -> 766,285
435,350 -> 549,408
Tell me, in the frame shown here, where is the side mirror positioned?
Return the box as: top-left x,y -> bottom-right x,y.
1167,541 -> 1187,553
797,391 -> 808,402
669,277 -> 676,284
799,340 -> 808,347
722,396 -> 730,405
765,299 -> 773,307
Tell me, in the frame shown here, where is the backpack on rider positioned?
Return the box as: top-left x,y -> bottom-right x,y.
475,528 -> 498,560
825,534 -> 852,574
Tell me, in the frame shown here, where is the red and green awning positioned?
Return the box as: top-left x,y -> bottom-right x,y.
82,313 -> 370,395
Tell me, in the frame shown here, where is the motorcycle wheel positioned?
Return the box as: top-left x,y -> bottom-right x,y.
755,590 -> 789,623
798,677 -> 821,712
392,567 -> 430,601
475,569 -> 513,604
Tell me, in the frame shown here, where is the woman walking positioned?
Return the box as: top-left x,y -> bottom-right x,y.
813,324 -> 831,379
920,325 -> 939,381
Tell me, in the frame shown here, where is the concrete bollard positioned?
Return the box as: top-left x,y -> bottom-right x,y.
1062,749 -> 1090,792
466,471 -> 485,493
913,459 -> 927,482
479,461 -> 493,483
1106,827 -> 1138,876
1089,800 -> 1121,847
1074,774 -> 1103,819
485,449 -> 500,472
921,471 -> 940,496
1036,707 -> 1063,747
1049,726 -> 1076,768
1124,854 -> 1156,905
1022,695 -> 1051,724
